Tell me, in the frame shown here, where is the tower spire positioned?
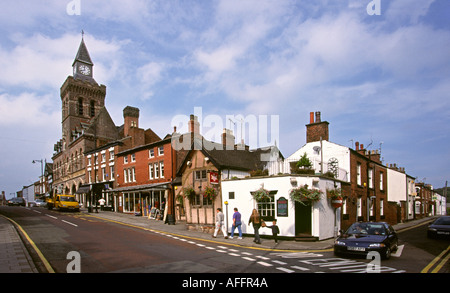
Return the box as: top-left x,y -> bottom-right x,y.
72,32 -> 95,82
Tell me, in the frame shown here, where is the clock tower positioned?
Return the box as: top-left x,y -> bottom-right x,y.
72,36 -> 94,81
60,35 -> 106,147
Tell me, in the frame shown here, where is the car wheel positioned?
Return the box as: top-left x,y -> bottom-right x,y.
383,247 -> 391,260
392,240 -> 398,252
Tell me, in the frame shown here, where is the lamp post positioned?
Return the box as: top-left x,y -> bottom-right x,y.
32,159 -> 44,195
224,201 -> 229,233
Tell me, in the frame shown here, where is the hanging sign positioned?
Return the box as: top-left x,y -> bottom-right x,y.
277,197 -> 288,217
209,171 -> 219,184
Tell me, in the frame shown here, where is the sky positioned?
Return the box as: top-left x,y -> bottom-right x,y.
0,0 -> 449,198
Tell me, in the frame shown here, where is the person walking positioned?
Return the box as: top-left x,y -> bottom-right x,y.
98,197 -> 105,211
230,208 -> 242,239
265,219 -> 280,243
248,209 -> 261,244
213,208 -> 228,239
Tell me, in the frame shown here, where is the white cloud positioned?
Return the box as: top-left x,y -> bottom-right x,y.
0,92 -> 59,127
136,61 -> 165,100
385,0 -> 435,24
0,33 -> 128,90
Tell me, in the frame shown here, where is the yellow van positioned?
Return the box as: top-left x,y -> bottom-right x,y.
47,194 -> 80,212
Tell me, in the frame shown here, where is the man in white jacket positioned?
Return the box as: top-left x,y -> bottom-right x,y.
213,208 -> 228,239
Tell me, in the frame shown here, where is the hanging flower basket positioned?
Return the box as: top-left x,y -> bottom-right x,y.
327,188 -> 343,208
183,186 -> 196,203
203,186 -> 217,201
326,188 -> 342,200
251,187 -> 271,202
289,184 -> 322,206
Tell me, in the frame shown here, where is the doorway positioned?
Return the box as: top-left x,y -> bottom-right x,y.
295,201 -> 312,236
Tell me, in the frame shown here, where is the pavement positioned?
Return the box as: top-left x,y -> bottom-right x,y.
0,207 -> 439,273
0,215 -> 38,273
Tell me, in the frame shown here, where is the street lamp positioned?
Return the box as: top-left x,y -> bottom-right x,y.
32,159 -> 44,195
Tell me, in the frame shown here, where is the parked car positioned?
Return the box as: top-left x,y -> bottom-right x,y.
334,222 -> 398,260
29,199 -> 47,207
7,197 -> 26,206
427,216 -> 450,239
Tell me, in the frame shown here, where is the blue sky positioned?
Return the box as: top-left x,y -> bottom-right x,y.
0,0 -> 449,197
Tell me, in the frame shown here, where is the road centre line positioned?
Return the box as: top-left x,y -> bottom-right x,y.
45,214 -> 57,219
61,220 -> 78,227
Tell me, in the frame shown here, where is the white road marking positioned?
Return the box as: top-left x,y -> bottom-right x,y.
257,261 -> 273,267
61,220 -> 78,227
276,267 -> 295,273
391,245 -> 404,257
272,260 -> 288,265
45,214 -> 57,219
291,266 -> 310,271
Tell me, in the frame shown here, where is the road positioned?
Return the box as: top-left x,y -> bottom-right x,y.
1,206 -> 448,274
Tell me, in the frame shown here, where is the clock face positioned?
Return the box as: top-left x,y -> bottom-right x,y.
78,64 -> 91,75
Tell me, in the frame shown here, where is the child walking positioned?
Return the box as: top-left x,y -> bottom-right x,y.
265,219 -> 280,243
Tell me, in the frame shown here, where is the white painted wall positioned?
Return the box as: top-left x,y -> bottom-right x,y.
22,184 -> 34,205
221,175 -> 341,240
287,141 -> 351,182
387,169 -> 407,203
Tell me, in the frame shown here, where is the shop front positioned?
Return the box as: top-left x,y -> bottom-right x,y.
112,183 -> 171,219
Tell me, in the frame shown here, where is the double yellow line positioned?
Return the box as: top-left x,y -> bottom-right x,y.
421,245 -> 450,273
1,214 -> 55,273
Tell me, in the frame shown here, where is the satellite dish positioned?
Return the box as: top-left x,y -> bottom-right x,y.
313,146 -> 321,153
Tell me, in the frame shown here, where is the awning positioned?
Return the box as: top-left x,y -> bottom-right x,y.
75,185 -> 91,194
109,182 -> 170,193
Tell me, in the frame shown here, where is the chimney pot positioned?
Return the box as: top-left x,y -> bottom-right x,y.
188,115 -> 200,133
310,112 -> 314,124
315,111 -> 321,123
355,141 -> 359,150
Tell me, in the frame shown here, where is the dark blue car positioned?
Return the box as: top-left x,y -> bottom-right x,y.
334,222 -> 398,260
427,216 -> 450,238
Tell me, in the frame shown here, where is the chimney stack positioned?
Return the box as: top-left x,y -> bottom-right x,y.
188,114 -> 200,134
306,111 -> 329,143
123,106 -> 140,137
222,129 -> 235,150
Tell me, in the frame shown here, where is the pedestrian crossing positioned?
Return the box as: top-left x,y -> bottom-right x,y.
152,230 -> 406,273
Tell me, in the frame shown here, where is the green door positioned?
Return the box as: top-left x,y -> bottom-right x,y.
295,201 -> 312,236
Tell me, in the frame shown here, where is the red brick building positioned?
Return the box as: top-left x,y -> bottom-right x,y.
111,108 -> 177,221
342,142 -> 391,229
